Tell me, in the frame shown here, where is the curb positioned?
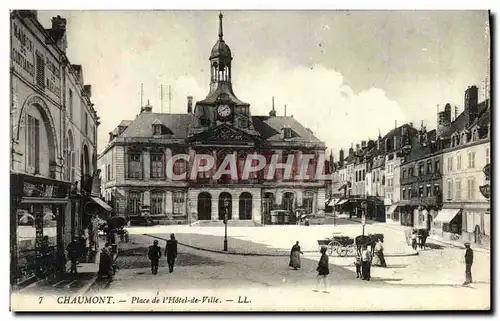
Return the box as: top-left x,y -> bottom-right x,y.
427,237 -> 490,254
143,234 -> 419,258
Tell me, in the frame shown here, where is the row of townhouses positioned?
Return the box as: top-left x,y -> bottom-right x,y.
10,11 -> 109,287
329,85 -> 491,248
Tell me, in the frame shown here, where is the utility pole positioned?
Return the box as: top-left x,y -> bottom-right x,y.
168,85 -> 172,114
140,83 -> 144,108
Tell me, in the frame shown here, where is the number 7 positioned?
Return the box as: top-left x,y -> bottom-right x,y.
38,296 -> 43,304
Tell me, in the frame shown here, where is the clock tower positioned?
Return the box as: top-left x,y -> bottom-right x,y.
191,12 -> 257,136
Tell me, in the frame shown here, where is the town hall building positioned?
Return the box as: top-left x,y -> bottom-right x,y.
98,13 -> 328,225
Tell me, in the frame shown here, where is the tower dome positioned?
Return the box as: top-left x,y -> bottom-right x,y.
209,12 -> 232,61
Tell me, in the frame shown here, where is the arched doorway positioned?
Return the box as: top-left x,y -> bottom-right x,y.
219,192 -> 232,220
303,191 -> 314,214
282,192 -> 295,212
474,225 -> 481,244
197,192 -> 212,220
239,192 -> 252,220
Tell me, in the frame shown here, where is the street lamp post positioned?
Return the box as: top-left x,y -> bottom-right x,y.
223,199 -> 229,251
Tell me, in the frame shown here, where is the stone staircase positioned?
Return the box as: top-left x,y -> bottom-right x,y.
190,220 -> 263,227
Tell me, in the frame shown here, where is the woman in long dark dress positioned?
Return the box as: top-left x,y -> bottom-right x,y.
98,242 -> 113,279
314,246 -> 330,293
289,241 -> 303,270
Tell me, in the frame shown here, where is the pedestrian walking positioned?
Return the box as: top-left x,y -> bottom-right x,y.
353,254 -> 362,278
98,242 -> 113,279
66,236 -> 80,275
314,246 -> 329,293
289,241 -> 303,270
361,245 -> 372,281
148,240 -> 162,275
463,242 -> 474,285
165,234 -> 178,273
420,229 -> 428,250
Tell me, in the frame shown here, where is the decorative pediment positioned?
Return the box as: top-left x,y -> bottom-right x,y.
189,124 -> 260,144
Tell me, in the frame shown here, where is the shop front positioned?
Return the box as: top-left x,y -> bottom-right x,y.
10,173 -> 71,287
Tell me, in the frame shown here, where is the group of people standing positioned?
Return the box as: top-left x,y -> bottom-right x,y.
354,240 -> 386,281
148,234 -> 178,275
410,229 -> 428,250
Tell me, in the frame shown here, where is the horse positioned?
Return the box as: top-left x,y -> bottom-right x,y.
355,233 -> 384,256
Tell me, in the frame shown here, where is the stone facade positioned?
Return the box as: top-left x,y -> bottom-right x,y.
98,13 -> 327,225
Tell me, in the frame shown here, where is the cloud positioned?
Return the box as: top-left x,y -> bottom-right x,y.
98,59 -> 408,157
232,59 -> 407,155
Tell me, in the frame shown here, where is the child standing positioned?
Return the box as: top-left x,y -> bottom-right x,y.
354,254 -> 362,278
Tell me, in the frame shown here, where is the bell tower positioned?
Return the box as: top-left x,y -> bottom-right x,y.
190,12 -> 257,137
209,12 -> 232,86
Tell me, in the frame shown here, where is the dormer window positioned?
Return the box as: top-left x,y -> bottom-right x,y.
153,124 -> 162,135
471,127 -> 479,141
283,127 -> 292,139
461,132 -> 467,145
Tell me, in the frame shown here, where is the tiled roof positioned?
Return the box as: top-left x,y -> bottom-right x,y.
405,129 -> 438,163
440,101 -> 488,137
120,113 -> 194,138
252,116 -> 322,143
115,113 -> 322,144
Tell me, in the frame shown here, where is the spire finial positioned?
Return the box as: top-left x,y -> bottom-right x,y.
218,11 -> 224,40
272,96 -> 275,110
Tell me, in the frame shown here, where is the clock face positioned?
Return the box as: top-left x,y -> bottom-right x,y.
217,105 -> 231,118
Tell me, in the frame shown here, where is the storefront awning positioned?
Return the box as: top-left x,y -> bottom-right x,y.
336,199 -> 348,206
386,204 -> 399,215
89,196 -> 113,212
328,198 -> 340,206
434,209 -> 461,223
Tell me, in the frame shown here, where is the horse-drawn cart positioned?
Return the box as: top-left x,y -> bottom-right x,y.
318,233 -> 385,257
317,236 -> 356,257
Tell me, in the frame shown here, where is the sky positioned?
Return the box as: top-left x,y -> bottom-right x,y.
37,10 -> 490,156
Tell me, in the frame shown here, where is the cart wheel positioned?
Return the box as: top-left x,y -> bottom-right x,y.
327,242 -> 335,256
336,246 -> 348,257
347,244 -> 357,256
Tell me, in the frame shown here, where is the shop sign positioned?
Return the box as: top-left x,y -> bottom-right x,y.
22,181 -> 68,198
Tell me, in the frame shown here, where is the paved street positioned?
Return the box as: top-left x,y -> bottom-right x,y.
84,222 -> 490,311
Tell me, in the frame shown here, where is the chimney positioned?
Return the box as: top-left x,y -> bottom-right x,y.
356,144 -> 360,152
409,122 -> 413,128
464,85 -> 479,125
339,149 -> 345,164
187,96 -> 193,114
437,103 -> 452,137
284,104 -> 287,117
269,96 -> 276,117
141,99 -> 153,113
84,85 -> 92,98
361,140 -> 367,149
377,138 -> 381,150
348,146 -> 354,156
50,15 -> 67,52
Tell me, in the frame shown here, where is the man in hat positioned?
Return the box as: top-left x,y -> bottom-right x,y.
463,242 -> 474,285
66,236 -> 80,275
148,240 -> 162,275
165,234 -> 178,273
